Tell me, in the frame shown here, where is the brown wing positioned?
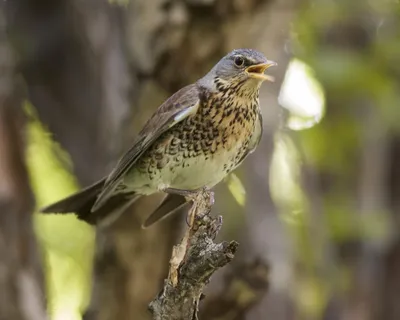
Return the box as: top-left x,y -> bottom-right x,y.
92,84 -> 200,211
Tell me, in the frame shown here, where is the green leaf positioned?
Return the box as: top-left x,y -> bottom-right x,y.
225,173 -> 246,206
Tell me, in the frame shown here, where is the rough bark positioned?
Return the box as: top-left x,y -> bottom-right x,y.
149,190 -> 238,319
0,4 -> 47,319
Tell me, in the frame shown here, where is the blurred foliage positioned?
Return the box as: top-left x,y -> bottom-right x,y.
274,0 -> 400,318
279,59 -> 325,130
270,133 -> 306,216
25,103 -> 94,320
225,173 -> 246,207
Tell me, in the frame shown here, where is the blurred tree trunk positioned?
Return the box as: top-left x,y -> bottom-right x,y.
0,4 -> 47,320
294,1 -> 400,319
6,0 -> 299,319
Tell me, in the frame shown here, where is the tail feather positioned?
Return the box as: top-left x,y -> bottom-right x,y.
40,178 -> 106,216
40,179 -> 191,227
40,178 -> 140,225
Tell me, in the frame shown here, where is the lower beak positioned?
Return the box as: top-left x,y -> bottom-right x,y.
246,60 -> 277,82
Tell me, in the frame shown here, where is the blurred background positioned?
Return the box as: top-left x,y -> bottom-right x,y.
1,0 -> 400,319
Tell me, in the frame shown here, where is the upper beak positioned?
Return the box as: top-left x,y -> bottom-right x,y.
246,60 -> 277,82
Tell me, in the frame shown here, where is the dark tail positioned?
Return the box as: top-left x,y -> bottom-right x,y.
40,178 -> 140,226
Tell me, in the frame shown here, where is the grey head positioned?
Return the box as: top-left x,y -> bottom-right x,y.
198,48 -> 277,91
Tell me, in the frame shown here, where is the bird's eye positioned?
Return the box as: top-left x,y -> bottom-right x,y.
234,56 -> 245,67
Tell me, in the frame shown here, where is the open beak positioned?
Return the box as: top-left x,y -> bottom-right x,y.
246,60 -> 277,82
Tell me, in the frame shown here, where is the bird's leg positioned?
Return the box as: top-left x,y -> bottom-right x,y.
163,187 -> 214,227
163,188 -> 201,227
163,187 -> 203,198
164,187 -> 214,207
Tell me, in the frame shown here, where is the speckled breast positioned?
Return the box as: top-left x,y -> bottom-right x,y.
135,90 -> 259,191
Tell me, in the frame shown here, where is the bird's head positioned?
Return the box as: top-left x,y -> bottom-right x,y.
199,49 -> 277,93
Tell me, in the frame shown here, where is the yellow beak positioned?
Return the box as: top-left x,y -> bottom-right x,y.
246,60 -> 277,82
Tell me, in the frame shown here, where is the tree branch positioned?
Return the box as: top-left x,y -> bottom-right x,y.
149,189 -> 239,320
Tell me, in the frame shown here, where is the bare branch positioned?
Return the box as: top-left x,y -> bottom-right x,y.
149,189 -> 239,320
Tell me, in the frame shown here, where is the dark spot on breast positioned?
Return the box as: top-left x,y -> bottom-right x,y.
194,142 -> 201,152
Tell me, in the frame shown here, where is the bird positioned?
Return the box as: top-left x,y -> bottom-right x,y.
40,48 -> 276,228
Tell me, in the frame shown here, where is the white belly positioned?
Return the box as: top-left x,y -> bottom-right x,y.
166,152 -> 230,189
127,147 -> 240,195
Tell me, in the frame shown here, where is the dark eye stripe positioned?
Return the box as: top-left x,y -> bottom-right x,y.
244,59 -> 252,67
230,55 -> 260,67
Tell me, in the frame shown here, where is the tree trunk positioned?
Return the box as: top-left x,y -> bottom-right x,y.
0,4 -> 47,319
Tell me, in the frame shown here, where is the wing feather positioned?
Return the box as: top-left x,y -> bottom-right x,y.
92,84 -> 200,211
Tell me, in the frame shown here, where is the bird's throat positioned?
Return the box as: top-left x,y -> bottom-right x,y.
198,83 -> 260,149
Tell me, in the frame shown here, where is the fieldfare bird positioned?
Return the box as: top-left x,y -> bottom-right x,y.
41,48 -> 276,227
